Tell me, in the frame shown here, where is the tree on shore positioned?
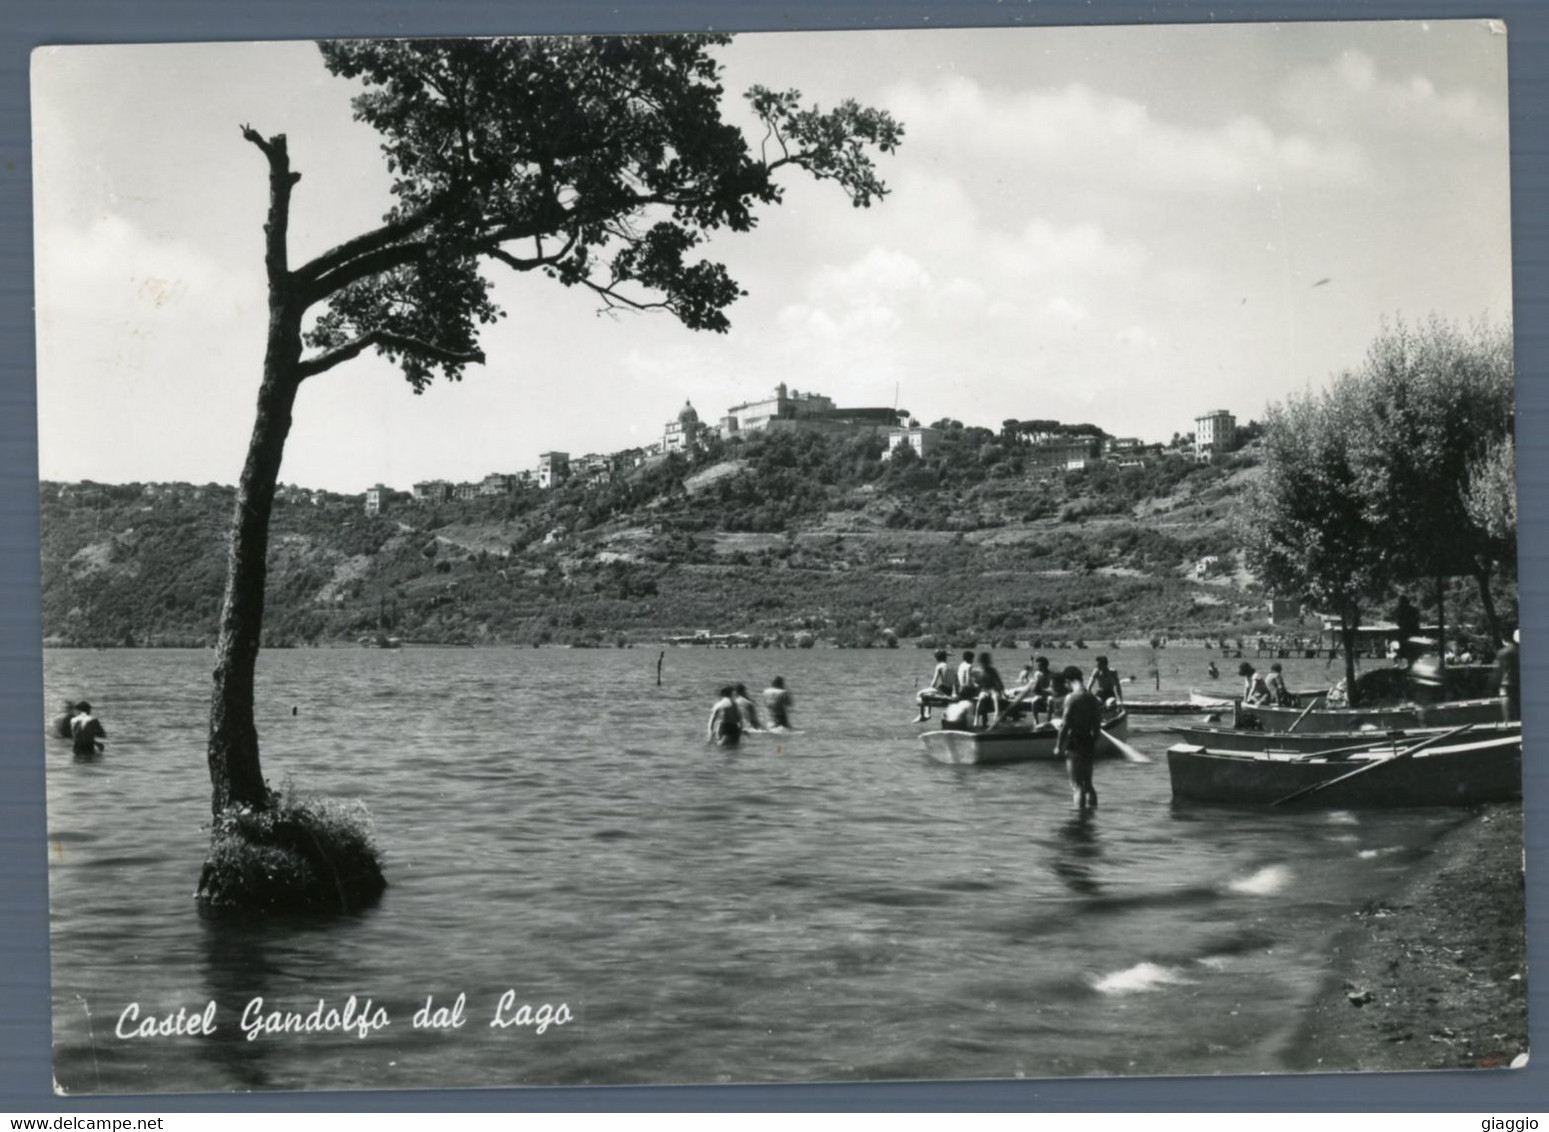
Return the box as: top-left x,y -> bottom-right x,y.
1344,318 -> 1514,645
1243,316 -> 1514,704
1240,382 -> 1390,704
202,35 -> 901,910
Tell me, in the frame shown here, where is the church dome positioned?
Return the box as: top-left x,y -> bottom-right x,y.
678,400 -> 699,424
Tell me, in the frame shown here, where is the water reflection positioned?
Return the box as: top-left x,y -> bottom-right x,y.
196,910 -> 281,1090
1049,812 -> 1104,897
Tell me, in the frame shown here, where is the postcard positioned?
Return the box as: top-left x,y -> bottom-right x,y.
31,21 -> 1523,1093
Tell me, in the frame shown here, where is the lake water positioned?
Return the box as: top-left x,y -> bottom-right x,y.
43,646 -> 1472,1093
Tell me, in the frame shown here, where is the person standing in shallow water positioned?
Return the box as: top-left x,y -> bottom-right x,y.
1056,667 -> 1101,810
1496,630 -> 1520,723
708,686 -> 743,747
733,683 -> 762,731
763,676 -> 793,731
69,701 -> 106,756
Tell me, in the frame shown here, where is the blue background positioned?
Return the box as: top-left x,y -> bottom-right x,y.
2,0 -> 1543,1112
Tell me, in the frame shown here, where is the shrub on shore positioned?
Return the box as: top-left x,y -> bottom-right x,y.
197,781 -> 386,914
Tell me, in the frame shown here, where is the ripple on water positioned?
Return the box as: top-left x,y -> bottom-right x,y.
1225,863 -> 1293,896
1090,961 -> 1198,995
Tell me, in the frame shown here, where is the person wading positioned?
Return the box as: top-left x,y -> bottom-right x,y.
707,686 -> 743,748
1056,667 -> 1101,810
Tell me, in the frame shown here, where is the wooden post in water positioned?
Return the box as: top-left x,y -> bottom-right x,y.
657,650 -> 664,687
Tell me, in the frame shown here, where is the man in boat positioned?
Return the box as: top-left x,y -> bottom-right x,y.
956,650 -> 977,699
1238,661 -> 1272,706
971,652 -> 1008,727
1497,629 -> 1520,723
1020,655 -> 1057,725
763,676 -> 793,731
941,691 -> 978,731
1056,666 -> 1101,810
69,702 -> 106,757
1087,655 -> 1124,709
915,648 -> 955,722
707,686 -> 743,747
1265,662 -> 1297,707
1207,661 -> 1220,680
733,683 -> 763,731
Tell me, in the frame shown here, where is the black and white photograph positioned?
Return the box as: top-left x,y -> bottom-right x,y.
30,20 -> 1524,1094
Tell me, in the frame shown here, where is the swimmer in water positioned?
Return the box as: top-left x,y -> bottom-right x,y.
763,677 -> 793,731
69,701 -> 106,756
707,686 -> 743,747
733,683 -> 762,732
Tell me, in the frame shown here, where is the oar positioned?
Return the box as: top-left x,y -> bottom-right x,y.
1100,722 -> 1151,763
988,683 -> 1035,731
1284,699 -> 1319,734
1269,723 -> 1474,807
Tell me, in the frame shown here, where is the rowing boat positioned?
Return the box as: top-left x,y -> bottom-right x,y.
920,709 -> 1129,766
1236,696 -> 1504,734
1166,733 -> 1521,806
1168,718 -> 1521,755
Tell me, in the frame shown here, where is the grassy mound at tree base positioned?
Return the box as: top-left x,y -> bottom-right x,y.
196,785 -> 386,913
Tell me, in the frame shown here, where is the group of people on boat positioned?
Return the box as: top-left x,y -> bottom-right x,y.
914,650 -> 1125,732
50,700 -> 105,756
1236,661 -> 1297,708
707,678 -> 793,747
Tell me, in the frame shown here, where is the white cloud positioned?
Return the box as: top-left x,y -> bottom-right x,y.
1280,49 -> 1505,140
884,75 -> 1367,194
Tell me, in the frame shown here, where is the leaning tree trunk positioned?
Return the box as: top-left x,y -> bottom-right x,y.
1340,602 -> 1361,707
1474,562 -> 1501,645
207,130 -> 303,817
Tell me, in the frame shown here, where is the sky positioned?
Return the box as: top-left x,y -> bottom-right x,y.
31,20 -> 1512,492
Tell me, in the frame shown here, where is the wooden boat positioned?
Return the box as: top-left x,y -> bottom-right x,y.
1189,690 -> 1234,709
1169,718 -> 1521,755
921,709 -> 1129,766
1167,733 -> 1521,807
1236,696 -> 1504,734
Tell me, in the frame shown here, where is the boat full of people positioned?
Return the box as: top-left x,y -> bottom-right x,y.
920,708 -> 1129,766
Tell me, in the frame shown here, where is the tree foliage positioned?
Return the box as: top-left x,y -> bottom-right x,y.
301,37 -> 903,389
1240,381 -> 1390,698
1343,317 -> 1514,580
1242,316 -> 1516,695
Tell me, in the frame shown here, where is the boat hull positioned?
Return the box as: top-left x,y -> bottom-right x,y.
921,711 -> 1129,766
1237,697 -> 1504,734
1167,736 -> 1522,807
1168,719 -> 1521,755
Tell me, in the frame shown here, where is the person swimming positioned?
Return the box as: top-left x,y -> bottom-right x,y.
708,686 -> 743,747
763,677 -> 793,731
51,700 -> 79,739
69,701 -> 106,756
733,683 -> 763,731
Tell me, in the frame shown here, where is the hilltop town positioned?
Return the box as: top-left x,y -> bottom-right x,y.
39,383 -> 1290,651
378,382 -> 1250,515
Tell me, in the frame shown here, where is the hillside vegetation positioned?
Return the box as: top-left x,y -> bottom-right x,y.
42,426 -> 1273,649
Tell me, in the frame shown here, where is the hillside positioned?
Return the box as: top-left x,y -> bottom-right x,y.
40,427 -> 1274,649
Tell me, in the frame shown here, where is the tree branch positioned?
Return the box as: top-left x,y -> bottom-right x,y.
296,328 -> 485,379
241,125 -> 300,290
578,276 -> 673,316
484,230 -> 578,273
295,199 -> 454,291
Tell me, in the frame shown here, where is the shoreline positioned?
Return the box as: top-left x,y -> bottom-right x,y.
1280,801 -> 1528,1073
